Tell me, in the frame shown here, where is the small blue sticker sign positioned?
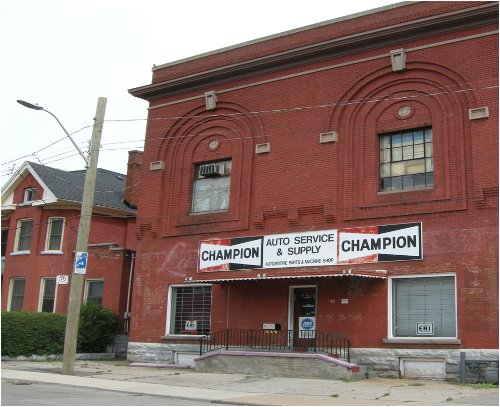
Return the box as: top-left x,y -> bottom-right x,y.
74,251 -> 88,274
298,317 -> 316,338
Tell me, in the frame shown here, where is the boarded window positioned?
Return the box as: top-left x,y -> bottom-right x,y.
393,276 -> 456,337
192,160 -> 231,213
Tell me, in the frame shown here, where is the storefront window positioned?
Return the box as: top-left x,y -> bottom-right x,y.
169,285 -> 212,335
392,275 -> 456,337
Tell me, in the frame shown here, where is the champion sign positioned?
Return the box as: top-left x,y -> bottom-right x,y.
198,222 -> 422,272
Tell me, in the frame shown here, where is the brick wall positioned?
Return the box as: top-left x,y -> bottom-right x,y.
129,1 -> 498,352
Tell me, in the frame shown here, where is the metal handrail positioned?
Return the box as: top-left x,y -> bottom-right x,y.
199,329 -> 351,362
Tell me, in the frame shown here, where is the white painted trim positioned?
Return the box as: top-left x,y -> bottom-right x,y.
44,217 -> 65,252
13,218 -> 34,253
38,277 -> 58,313
8,277 -> 26,311
387,272 -> 457,339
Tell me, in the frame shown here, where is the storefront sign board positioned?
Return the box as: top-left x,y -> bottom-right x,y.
198,222 -> 421,272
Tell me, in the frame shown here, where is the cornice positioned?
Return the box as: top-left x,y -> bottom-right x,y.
129,2 -> 498,101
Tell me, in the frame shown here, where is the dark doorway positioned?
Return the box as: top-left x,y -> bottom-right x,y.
292,286 -> 316,350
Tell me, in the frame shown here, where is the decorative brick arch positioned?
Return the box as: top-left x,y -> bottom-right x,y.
327,62 -> 479,220
156,102 -> 265,237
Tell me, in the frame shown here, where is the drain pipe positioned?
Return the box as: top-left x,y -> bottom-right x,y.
124,251 -> 135,334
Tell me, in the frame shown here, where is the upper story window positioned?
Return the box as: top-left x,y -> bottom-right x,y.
192,160 -> 231,213
15,219 -> 33,252
380,127 -> 434,192
23,188 -> 36,203
45,218 -> 64,252
1,228 -> 8,257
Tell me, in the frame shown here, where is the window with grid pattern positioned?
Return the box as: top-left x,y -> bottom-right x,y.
380,127 -> 434,192
170,286 -> 212,335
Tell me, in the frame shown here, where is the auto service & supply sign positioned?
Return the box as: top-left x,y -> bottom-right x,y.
198,222 -> 422,272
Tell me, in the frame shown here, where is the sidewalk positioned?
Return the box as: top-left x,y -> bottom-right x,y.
2,359 -> 499,405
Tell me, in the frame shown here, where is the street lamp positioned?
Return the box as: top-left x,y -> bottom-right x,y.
17,100 -> 89,167
17,98 -> 107,375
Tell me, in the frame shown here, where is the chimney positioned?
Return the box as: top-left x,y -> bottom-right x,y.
124,150 -> 143,209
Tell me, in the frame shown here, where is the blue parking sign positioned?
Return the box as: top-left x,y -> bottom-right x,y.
74,252 -> 88,274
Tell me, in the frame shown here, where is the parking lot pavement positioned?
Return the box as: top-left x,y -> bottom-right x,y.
2,360 -> 499,405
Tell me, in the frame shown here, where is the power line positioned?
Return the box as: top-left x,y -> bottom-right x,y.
2,80 -> 497,177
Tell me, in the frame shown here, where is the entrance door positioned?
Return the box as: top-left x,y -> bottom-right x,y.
291,286 -> 316,350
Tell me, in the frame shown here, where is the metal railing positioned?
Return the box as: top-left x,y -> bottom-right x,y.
199,329 -> 351,362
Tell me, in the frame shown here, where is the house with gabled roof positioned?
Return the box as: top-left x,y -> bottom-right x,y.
1,151 -> 142,335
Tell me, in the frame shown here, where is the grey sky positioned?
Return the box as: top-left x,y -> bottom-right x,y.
1,0 -> 396,181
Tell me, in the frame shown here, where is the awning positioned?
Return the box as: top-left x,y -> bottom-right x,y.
185,269 -> 387,283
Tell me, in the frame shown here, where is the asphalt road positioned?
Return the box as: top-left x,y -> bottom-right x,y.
1,379 -> 227,406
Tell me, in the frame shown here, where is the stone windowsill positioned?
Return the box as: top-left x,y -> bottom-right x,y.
383,337 -> 461,345
160,335 -> 205,342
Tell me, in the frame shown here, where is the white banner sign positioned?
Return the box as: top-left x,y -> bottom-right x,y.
198,222 -> 422,272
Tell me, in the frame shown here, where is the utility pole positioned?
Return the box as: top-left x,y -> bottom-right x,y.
62,97 -> 107,375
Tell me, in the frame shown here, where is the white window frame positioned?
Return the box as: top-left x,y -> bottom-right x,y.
387,273 -> 457,340
42,217 -> 65,254
84,279 -> 104,305
38,277 -> 57,312
165,284 -> 212,337
23,187 -> 36,203
13,219 -> 33,254
191,160 -> 231,213
8,278 -> 26,311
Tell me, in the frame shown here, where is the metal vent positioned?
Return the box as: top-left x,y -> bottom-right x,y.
390,49 -> 406,72
150,161 -> 165,171
469,107 -> 489,120
255,142 -> 271,154
319,131 -> 338,143
199,163 -> 223,177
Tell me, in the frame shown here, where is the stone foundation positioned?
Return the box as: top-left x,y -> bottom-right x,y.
350,348 -> 499,381
127,342 -> 498,381
127,341 -> 200,365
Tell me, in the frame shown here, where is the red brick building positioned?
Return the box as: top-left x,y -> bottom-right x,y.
1,155 -> 141,334
128,1 -> 498,379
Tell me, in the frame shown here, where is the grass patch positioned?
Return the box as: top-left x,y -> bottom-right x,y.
467,383 -> 498,389
446,397 -> 454,401
7,380 -> 33,385
330,393 -> 339,398
376,392 -> 391,400
408,382 -> 425,386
